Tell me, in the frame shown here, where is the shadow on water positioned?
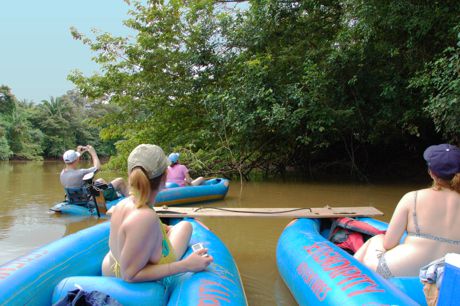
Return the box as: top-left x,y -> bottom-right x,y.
48,213 -> 107,236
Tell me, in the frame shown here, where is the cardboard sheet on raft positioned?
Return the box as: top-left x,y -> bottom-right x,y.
154,206 -> 383,218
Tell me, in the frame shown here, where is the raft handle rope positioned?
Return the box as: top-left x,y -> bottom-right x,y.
157,206 -> 359,216
192,207 -> 313,214
156,206 -> 312,215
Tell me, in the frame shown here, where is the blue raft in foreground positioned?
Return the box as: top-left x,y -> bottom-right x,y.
0,218 -> 247,306
50,178 -> 230,216
277,218 -> 425,306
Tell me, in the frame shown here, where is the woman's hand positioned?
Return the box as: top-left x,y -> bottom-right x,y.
183,249 -> 213,272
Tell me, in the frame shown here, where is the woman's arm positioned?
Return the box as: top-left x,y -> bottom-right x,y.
127,249 -> 212,282
183,166 -> 193,185
184,172 -> 193,185
382,191 -> 413,250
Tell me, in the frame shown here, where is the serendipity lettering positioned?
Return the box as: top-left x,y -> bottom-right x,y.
297,242 -> 385,299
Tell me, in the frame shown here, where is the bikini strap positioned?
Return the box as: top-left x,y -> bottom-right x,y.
413,191 -> 421,235
160,222 -> 171,257
408,190 -> 460,244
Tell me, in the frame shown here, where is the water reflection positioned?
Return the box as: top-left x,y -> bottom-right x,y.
0,160 -> 428,305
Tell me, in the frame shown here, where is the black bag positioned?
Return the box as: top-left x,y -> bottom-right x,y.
53,289 -> 122,306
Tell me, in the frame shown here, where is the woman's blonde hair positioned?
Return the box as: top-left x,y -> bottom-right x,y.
128,167 -> 165,208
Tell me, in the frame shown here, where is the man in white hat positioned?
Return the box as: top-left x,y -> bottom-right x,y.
60,145 -> 128,198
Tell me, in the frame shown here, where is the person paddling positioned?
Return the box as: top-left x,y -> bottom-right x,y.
354,144 -> 460,278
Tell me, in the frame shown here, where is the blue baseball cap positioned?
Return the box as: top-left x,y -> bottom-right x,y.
423,144 -> 460,180
168,153 -> 180,163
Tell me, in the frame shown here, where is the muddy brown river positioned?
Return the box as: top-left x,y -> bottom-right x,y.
0,160 -> 427,305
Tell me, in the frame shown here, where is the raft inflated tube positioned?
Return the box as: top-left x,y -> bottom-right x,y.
166,182 -> 180,188
51,218 -> 247,306
50,197 -> 125,216
0,222 -> 111,305
167,218 -> 247,305
156,178 -> 230,206
276,218 -> 418,305
50,178 -> 230,216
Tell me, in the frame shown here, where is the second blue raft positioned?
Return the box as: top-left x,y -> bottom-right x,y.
50,178 -> 230,216
276,218 -> 423,305
158,178 -> 230,206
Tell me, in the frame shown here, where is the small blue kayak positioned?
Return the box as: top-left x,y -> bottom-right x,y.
158,178 -> 230,206
276,218 -> 424,305
0,218 -> 247,306
50,196 -> 125,216
50,178 -> 230,216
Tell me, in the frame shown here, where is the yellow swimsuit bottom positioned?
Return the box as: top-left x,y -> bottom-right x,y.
111,222 -> 176,278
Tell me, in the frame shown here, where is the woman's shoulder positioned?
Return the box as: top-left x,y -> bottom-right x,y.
110,197 -> 133,212
118,208 -> 158,236
126,206 -> 157,222
112,199 -> 156,220
413,187 -> 445,197
400,190 -> 417,200
401,188 -> 435,198
399,187 -> 455,205
397,189 -> 431,207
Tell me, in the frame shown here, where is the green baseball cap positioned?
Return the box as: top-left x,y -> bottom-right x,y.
128,144 -> 170,179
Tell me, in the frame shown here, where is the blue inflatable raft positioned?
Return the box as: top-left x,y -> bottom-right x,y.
50,178 -> 230,216
158,178 -> 230,206
50,196 -> 125,216
0,218 -> 247,306
276,218 -> 424,306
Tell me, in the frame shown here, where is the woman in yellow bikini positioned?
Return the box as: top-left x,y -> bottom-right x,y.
354,144 -> 460,278
102,144 -> 213,281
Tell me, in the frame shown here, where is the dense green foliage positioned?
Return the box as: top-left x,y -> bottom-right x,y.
68,0 -> 460,179
0,86 -> 117,161
410,30 -> 460,143
4,1 -> 460,180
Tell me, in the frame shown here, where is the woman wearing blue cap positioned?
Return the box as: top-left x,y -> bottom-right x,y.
354,144 -> 460,279
166,153 -> 204,187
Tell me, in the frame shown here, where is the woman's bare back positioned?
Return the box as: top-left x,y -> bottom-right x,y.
385,188 -> 460,276
102,198 -> 163,276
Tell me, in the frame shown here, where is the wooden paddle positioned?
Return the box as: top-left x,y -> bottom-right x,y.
154,206 -> 383,219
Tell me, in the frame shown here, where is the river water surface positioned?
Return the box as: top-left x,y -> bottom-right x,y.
0,160 -> 427,305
